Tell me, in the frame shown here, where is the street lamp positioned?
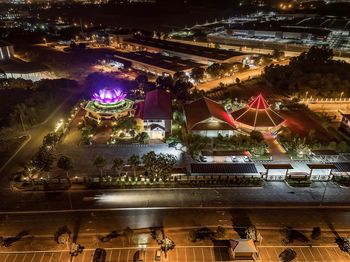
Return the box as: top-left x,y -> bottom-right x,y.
340,92 -> 344,100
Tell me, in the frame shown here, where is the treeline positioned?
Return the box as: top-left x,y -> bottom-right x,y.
263,46 -> 350,98
0,78 -> 78,131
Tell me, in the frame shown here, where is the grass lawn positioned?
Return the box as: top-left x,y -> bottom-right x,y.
0,136 -> 28,167
285,177 -> 312,187
333,176 -> 350,187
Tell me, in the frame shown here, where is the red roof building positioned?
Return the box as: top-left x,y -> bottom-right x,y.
184,97 -> 236,137
135,89 -> 172,139
231,94 -> 285,132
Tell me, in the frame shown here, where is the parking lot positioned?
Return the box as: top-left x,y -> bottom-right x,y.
259,246 -> 350,262
0,245 -> 349,261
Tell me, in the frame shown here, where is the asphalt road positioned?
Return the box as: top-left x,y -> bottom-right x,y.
0,94 -> 80,183
197,68 -> 263,91
1,181 -> 350,213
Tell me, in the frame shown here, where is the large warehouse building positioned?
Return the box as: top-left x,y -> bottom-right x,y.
124,37 -> 250,64
0,40 -> 53,80
113,51 -> 203,76
0,40 -> 15,61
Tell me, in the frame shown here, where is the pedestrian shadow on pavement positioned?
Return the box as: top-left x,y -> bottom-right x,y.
1,230 -> 30,247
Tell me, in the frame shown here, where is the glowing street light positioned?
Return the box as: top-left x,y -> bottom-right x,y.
55,119 -> 64,132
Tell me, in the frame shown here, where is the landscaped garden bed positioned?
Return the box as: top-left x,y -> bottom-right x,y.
285,176 -> 312,187
333,176 -> 350,187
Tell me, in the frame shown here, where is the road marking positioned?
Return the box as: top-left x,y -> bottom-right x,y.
39,253 -> 45,262
58,252 -> 63,261
210,247 -> 214,262
175,247 -> 178,262
315,247 -> 325,262
218,247 -> 222,262
108,249 -> 112,262
81,250 -> 86,262
193,247 -> 196,262
30,254 -> 36,262
4,205 -> 350,215
48,253 -> 54,262
184,247 -> 187,262
21,254 -> 27,262
201,247 -> 205,262
127,249 -> 130,262
325,248 -> 335,262
13,254 -> 18,262
299,247 -> 308,261
333,247 -> 344,261
117,249 -> 121,262
265,248 -> 272,261
305,247 -> 316,261
273,247 -> 280,261
3,254 -> 9,262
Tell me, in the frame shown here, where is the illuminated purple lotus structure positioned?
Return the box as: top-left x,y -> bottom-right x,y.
93,88 -> 126,104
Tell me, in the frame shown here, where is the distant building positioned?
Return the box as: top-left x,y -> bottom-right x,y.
113,51 -> 203,76
183,97 -> 236,137
0,40 -> 14,61
124,37 -> 249,65
0,40 -> 53,81
135,89 -> 172,139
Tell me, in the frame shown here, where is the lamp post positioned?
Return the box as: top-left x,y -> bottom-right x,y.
340,92 -> 344,100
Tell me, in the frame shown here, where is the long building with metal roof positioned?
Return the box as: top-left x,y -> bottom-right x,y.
124,37 -> 249,64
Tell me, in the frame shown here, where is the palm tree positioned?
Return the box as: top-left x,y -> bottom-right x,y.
127,154 -> 140,177
23,161 -> 39,184
112,157 -> 124,176
0,68 -> 6,79
57,155 -> 74,182
94,155 -> 107,176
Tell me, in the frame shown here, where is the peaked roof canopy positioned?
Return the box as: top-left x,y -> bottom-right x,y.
248,94 -> 269,109
231,94 -> 285,129
184,97 -> 236,131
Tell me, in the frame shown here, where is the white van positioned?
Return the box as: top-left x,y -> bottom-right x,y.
155,249 -> 161,261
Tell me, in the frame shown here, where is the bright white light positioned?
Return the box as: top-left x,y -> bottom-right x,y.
54,120 -> 64,132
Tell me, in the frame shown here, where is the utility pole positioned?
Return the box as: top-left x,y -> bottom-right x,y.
18,105 -> 26,132
320,178 -> 329,206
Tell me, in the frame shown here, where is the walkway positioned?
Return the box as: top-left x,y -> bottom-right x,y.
263,133 -> 289,162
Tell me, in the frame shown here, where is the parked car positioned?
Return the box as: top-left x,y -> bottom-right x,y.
155,249 -> 162,261
279,248 -> 296,262
133,249 -> 145,262
93,248 -> 106,262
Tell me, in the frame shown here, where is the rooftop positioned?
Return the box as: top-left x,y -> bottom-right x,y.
333,162 -> 350,172
184,97 -> 236,131
113,51 -> 202,72
231,94 -> 285,129
139,89 -> 172,120
229,21 -> 331,36
126,37 -> 245,62
263,163 -> 293,170
191,163 -> 258,175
